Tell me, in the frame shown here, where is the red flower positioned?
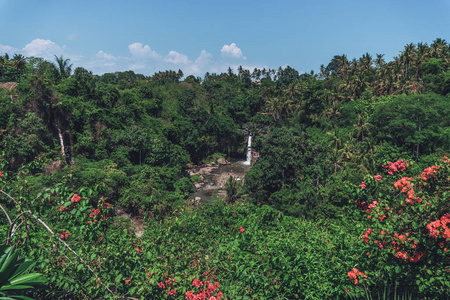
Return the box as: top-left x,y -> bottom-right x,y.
373,175 -> 382,182
359,181 -> 366,189
239,226 -> 244,233
125,279 -> 131,284
0,169 -> 2,178
158,282 -> 166,289
167,289 -> 176,296
103,202 -> 111,208
347,268 -> 367,285
71,194 -> 81,203
136,248 -> 141,254
60,231 -> 69,239
192,278 -> 203,287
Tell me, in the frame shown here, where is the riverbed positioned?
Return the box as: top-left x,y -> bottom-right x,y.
189,159 -> 252,203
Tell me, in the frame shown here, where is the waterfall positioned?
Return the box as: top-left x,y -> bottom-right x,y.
244,135 -> 252,165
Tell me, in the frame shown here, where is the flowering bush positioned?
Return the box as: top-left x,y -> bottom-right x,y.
351,157 -> 450,297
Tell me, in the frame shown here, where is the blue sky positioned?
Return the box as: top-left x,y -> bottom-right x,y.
1,0 -> 449,76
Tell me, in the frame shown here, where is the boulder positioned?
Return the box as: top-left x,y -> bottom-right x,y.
217,157 -> 227,164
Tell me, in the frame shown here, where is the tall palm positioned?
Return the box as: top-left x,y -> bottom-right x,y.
413,42 -> 429,81
53,55 -> 72,80
0,56 -> 5,80
11,54 -> 26,80
265,97 -> 293,122
224,176 -> 242,203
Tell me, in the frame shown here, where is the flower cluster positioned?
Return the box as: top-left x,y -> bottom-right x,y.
420,165 -> 440,181
88,203 -> 112,223
185,279 -> 224,300
157,275 -> 177,297
382,159 -> 409,175
395,250 -> 424,262
373,174 -> 382,182
359,181 -> 366,189
426,214 -> 450,239
60,193 -> 82,212
136,244 -> 142,254
361,228 -> 373,244
347,268 -> 367,285
71,194 -> 81,203
60,204 -> 75,212
393,177 -> 421,205
60,231 -> 70,239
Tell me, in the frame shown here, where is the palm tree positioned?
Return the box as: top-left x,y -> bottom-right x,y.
53,55 -> 72,80
224,176 -> 242,203
353,113 -> 373,142
266,97 -> 293,122
0,56 -> 5,80
11,54 -> 26,80
413,42 -> 429,81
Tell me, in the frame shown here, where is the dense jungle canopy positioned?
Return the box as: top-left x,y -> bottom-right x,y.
0,39 -> 449,299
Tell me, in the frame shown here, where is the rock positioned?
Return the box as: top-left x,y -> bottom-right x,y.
194,197 -> 201,202
217,157 -> 227,164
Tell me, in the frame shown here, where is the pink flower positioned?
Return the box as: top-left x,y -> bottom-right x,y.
71,194 -> 81,203
239,226 -> 244,233
359,181 -> 366,189
136,248 -> 141,254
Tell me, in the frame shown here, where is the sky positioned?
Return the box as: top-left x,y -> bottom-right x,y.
1,0 -> 449,77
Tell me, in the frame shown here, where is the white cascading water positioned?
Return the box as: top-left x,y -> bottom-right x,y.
243,135 -> 252,165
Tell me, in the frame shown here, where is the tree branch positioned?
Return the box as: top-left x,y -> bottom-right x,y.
10,210 -> 116,296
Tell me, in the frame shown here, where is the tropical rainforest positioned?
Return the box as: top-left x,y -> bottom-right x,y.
0,38 -> 449,299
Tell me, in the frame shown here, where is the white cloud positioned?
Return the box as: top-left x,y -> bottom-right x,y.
195,50 -> 212,65
0,43 -> 16,54
164,50 -> 190,65
1,38 -> 266,77
221,43 -> 246,60
65,33 -> 78,41
128,42 -> 161,59
22,39 -> 63,58
97,50 -> 116,60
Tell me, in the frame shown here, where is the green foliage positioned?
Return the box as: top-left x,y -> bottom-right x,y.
0,246 -> 46,299
1,39 -> 450,299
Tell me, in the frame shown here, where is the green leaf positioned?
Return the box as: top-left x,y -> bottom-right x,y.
8,273 -> 46,286
115,274 -> 123,283
0,285 -> 34,291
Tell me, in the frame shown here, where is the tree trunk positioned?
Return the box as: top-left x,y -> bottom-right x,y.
57,127 -> 66,161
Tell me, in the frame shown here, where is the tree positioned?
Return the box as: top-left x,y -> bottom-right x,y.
53,55 -> 72,80
11,54 -> 26,80
223,176 -> 242,203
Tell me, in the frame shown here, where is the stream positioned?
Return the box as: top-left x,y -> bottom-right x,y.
189,136 -> 253,203
189,160 -> 251,203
